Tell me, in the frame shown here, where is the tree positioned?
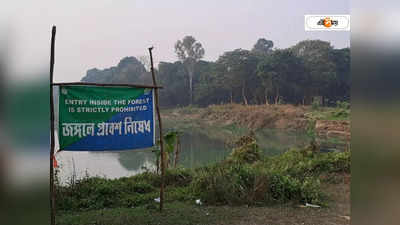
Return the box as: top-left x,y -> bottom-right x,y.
216,49 -> 259,105
192,61 -> 223,106
290,40 -> 337,104
81,56 -> 147,84
257,49 -> 306,104
157,61 -> 189,106
174,36 -> 205,104
137,55 -> 151,72
251,38 -> 274,56
329,48 -> 350,102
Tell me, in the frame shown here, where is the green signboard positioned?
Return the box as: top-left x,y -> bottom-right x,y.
58,85 -> 155,151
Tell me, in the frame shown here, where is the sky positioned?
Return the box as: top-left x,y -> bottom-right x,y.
1,0 -> 349,82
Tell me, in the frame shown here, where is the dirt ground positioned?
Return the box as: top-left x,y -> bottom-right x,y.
216,173 -> 351,225
164,104 -> 309,130
164,104 -> 350,135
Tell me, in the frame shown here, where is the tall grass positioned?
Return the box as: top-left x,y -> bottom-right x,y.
56,138 -> 350,212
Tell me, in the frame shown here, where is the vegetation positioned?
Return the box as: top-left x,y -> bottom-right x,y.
80,38 -> 350,108
305,101 -> 350,121
152,130 -> 183,172
72,35 -> 351,225
56,139 -> 350,215
174,36 -> 205,104
57,202 -> 247,225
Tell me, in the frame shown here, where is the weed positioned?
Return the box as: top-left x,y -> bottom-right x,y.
56,142 -> 350,212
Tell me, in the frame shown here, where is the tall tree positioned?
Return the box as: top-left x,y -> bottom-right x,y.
157,61 -> 189,106
257,49 -> 306,104
192,61 -> 222,106
137,55 -> 151,72
329,48 -> 350,102
290,40 -> 337,104
175,36 -> 205,104
216,49 -> 258,105
251,38 -> 274,56
81,56 -> 147,84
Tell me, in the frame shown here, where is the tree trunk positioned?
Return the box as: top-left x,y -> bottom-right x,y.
188,70 -> 193,105
265,89 -> 269,105
230,89 -> 233,104
242,82 -> 248,105
275,87 -> 279,104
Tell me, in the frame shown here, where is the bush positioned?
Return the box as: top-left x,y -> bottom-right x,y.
312,98 -> 321,110
191,163 -> 268,205
336,100 -> 350,109
229,142 -> 261,164
191,163 -> 326,206
56,176 -> 157,211
164,168 -> 193,186
57,145 -> 350,211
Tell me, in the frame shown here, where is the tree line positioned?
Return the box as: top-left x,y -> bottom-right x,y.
81,36 -> 350,107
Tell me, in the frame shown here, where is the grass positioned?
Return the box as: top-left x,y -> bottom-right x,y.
57,202 -> 249,225
305,106 -> 350,121
57,177 -> 350,225
56,137 -> 350,225
57,198 -> 350,225
56,142 -> 350,210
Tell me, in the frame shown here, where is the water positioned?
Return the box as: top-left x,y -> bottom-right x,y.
57,128 -> 310,183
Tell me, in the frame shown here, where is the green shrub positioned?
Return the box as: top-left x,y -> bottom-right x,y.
165,186 -> 194,202
57,144 -> 350,212
191,163 -> 267,205
312,98 -> 321,110
336,100 -> 350,109
191,159 -> 326,206
228,136 -> 261,164
121,193 -> 157,207
229,142 -> 261,164
164,168 -> 193,186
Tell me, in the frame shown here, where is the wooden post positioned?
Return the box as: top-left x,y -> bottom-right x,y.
148,47 -> 165,212
174,135 -> 181,168
49,25 -> 56,225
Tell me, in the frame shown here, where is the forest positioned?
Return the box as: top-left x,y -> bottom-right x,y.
81,36 -> 350,107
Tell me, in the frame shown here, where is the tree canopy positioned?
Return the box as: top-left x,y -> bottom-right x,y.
82,38 -> 350,107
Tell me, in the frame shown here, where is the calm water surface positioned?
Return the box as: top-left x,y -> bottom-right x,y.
57,129 -> 310,183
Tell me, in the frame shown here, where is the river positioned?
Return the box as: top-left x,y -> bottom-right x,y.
56,128 -> 310,183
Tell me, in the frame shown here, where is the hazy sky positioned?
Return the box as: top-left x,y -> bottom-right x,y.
1,0 -> 349,82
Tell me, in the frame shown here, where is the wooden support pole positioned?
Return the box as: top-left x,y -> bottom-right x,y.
49,25 -> 56,225
148,47 -> 165,212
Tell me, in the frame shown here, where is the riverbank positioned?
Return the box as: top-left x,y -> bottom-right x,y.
56,142 -> 350,225
163,104 -> 349,130
162,104 -> 350,151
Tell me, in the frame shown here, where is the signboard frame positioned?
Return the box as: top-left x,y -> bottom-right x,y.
57,84 -> 157,152
48,26 -> 166,225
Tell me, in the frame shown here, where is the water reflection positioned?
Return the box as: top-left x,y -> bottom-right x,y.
255,129 -> 311,155
58,128 -> 311,183
117,150 -> 155,171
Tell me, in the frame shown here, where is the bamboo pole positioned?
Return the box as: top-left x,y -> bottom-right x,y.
49,25 -> 56,225
148,47 -> 165,212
